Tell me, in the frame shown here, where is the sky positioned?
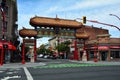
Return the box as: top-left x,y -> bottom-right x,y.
17,0 -> 120,47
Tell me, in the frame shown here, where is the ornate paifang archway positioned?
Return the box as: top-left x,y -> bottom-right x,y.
19,16 -> 83,64
29,16 -> 83,60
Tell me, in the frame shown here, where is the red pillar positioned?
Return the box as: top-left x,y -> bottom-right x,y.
0,50 -> 2,65
22,39 -> 25,64
74,39 -> 79,60
94,43 -> 98,62
0,48 -> 4,65
34,39 -> 37,62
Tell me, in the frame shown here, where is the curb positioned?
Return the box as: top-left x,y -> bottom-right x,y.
69,60 -> 120,65
0,62 -> 46,69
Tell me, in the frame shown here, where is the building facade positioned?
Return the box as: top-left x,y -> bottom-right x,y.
0,0 -> 18,41
76,26 -> 120,61
48,25 -> 120,61
0,0 -> 19,64
87,35 -> 120,61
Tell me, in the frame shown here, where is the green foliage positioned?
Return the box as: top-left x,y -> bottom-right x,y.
37,44 -> 46,55
45,49 -> 53,55
56,40 -> 71,53
37,44 -> 53,55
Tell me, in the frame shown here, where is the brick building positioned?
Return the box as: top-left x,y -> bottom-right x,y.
49,25 -> 120,61
76,26 -> 120,61
0,0 -> 19,64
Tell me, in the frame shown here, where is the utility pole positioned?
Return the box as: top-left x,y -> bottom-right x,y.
76,17 -> 120,31
109,14 -> 120,21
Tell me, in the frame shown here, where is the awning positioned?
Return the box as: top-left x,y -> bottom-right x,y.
110,46 -> 120,49
0,42 -> 2,48
0,41 -> 16,50
7,42 -> 16,50
90,46 -> 109,51
98,46 -> 109,50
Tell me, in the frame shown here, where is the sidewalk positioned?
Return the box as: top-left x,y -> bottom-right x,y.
0,60 -> 120,69
0,62 -> 46,69
69,60 -> 120,65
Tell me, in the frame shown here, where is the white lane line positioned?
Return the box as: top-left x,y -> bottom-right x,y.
1,76 -> 21,80
23,67 -> 33,80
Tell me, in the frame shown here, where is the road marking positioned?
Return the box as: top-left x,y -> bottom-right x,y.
23,67 -> 33,80
0,71 -> 4,73
6,71 -> 18,74
34,63 -> 111,69
1,76 -> 21,80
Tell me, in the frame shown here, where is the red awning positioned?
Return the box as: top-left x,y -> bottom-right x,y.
6,42 -> 16,50
110,46 -> 120,49
0,42 -> 2,49
98,46 -> 109,50
90,46 -> 109,51
0,41 -> 16,50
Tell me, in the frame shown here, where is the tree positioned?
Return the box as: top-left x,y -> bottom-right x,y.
37,44 -> 46,55
55,40 -> 71,58
37,44 -> 53,55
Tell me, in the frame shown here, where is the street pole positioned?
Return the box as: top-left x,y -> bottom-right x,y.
76,18 -> 120,31
109,14 -> 120,21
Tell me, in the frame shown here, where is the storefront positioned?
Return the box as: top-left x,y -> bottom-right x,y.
0,41 -> 16,65
87,35 -> 120,61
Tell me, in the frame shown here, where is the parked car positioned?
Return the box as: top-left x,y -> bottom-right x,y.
37,54 -> 44,58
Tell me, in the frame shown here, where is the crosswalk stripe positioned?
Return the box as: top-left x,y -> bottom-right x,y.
23,67 -> 33,80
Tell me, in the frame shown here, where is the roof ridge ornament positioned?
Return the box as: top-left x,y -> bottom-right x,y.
55,14 -> 60,20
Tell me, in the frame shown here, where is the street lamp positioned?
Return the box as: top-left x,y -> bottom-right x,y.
109,14 -> 120,20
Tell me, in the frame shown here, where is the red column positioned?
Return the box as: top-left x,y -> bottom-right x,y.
0,48 -> 4,65
0,50 -> 2,65
34,39 -> 36,62
22,39 -> 25,64
94,43 -> 98,62
74,39 -> 78,60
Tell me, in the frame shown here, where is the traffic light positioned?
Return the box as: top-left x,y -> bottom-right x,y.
82,16 -> 86,24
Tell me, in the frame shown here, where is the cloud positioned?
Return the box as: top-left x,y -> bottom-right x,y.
17,0 -> 120,37
18,14 -> 35,30
45,0 -> 120,13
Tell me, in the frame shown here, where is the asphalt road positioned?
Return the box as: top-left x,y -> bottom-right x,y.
0,58 -> 120,80
29,66 -> 120,80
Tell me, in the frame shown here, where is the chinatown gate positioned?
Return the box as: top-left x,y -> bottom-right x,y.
19,16 -> 85,64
